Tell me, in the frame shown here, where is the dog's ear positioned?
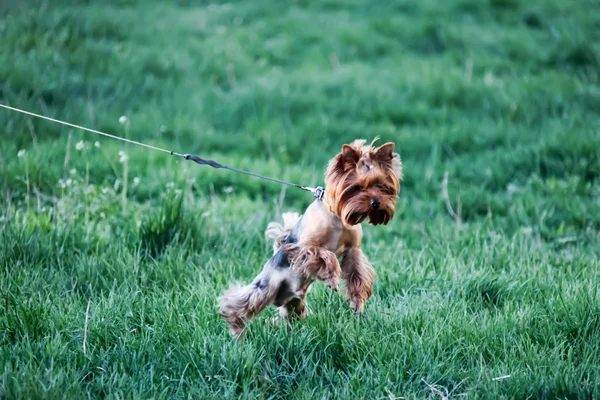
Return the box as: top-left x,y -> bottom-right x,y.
374,142 -> 395,160
326,144 -> 361,185
341,144 -> 360,164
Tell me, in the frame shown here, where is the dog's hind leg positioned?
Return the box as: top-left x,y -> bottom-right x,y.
218,272 -> 284,338
218,263 -> 302,339
279,297 -> 307,320
279,280 -> 313,320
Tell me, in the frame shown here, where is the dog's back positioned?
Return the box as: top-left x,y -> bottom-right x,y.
265,212 -> 301,253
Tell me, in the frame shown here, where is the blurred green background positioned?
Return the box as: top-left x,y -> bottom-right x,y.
1,0 -> 599,398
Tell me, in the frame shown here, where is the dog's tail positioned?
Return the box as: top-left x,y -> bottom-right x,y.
265,211 -> 301,253
218,273 -> 283,338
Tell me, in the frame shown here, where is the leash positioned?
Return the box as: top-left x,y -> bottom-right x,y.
0,103 -> 325,200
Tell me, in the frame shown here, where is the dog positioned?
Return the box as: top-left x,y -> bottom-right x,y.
218,139 -> 402,338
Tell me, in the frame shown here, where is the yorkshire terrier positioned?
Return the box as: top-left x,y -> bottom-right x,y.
218,139 -> 402,338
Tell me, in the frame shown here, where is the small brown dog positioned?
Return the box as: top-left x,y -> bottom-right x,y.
218,139 -> 402,337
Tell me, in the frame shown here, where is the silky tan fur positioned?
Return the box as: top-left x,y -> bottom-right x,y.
218,139 -> 402,338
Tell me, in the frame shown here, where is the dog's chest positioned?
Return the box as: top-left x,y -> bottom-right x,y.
298,200 -> 344,251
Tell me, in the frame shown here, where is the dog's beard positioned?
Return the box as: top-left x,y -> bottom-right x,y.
347,211 -> 368,226
338,190 -> 370,226
367,208 -> 392,225
339,195 -> 395,226
341,206 -> 393,226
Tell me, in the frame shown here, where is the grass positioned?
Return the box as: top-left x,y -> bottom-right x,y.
1,0 -> 600,398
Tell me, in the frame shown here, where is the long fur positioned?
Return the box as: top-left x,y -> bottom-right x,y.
340,247 -> 375,314
285,243 -> 341,290
218,270 -> 291,338
324,138 -> 402,226
265,211 -> 301,253
218,139 -> 403,338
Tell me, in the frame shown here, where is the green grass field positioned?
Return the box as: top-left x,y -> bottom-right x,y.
1,0 -> 600,398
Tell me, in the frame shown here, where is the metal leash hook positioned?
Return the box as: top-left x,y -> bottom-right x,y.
313,186 -> 325,201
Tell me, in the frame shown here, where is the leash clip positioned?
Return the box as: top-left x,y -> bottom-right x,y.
313,186 -> 325,201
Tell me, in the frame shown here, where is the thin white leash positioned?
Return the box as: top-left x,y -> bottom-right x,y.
1,103 -> 184,157
0,103 -> 325,199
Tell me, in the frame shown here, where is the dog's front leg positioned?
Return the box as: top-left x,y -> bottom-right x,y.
287,244 -> 341,291
340,247 -> 375,314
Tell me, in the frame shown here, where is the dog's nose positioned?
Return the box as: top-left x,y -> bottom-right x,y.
371,199 -> 380,209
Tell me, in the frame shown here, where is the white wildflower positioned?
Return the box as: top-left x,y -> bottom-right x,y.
17,149 -> 26,158
159,125 -> 167,133
165,182 -> 175,189
256,58 -> 267,67
202,211 -> 211,217
119,116 -> 128,125
69,168 -> 77,175
133,177 -> 141,186
102,187 -> 110,194
76,141 -> 85,151
119,151 -> 128,163
58,179 -> 66,189
100,212 -> 106,219
187,177 -> 196,185
507,183 -> 519,194
94,141 -> 101,148
175,189 -> 182,196
65,178 -> 73,186
222,186 -> 233,193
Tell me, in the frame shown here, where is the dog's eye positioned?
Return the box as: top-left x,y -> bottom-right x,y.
377,184 -> 395,195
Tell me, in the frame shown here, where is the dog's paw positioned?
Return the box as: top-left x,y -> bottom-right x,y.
350,300 -> 364,315
230,325 -> 247,341
324,277 -> 339,291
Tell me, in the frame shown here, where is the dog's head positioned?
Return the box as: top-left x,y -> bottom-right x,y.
324,138 -> 402,226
